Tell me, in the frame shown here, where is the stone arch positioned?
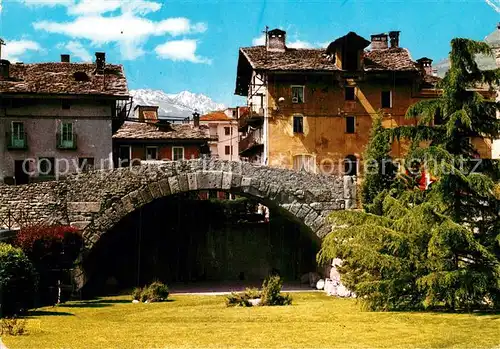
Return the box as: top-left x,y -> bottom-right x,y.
0,159 -> 356,290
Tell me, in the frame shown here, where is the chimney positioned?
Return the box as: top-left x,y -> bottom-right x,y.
61,54 -> 70,63
389,31 -> 400,48
0,59 -> 10,80
417,57 -> 433,76
370,33 -> 388,50
95,52 -> 105,73
192,110 -> 200,127
266,28 -> 286,52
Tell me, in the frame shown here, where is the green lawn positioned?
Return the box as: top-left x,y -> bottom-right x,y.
3,293 -> 499,349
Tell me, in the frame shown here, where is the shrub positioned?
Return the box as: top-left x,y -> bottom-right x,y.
14,225 -> 82,306
0,316 -> 27,336
132,287 -> 142,301
132,281 -> 169,303
225,288 -> 261,307
15,225 -> 82,262
0,243 -> 38,317
261,275 -> 292,306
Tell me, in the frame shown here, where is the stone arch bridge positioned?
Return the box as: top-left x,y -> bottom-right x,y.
0,159 -> 356,289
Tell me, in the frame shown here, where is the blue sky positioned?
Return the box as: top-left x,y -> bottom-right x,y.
0,0 -> 498,106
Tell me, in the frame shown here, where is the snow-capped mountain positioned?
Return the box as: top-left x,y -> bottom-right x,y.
130,89 -> 226,119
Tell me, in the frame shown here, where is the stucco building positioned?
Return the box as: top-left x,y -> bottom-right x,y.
112,105 -> 216,166
0,53 -> 130,184
235,29 -> 450,175
200,109 -> 240,161
485,23 -> 500,159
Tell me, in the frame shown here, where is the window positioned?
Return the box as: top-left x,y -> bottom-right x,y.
381,91 -> 392,108
291,85 -> 305,103
146,146 -> 158,160
11,121 -> 24,140
344,155 -> 358,176
345,86 -> 355,101
293,155 -> 315,173
62,100 -> 71,110
293,115 -> 304,134
78,157 -> 94,172
38,157 -> 55,176
118,145 -> 131,167
225,146 -> 231,155
172,147 -> 184,161
10,122 -> 25,149
61,122 -> 73,142
224,127 -> 231,136
346,116 -> 356,134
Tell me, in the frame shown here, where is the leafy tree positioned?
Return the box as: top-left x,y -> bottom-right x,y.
320,38 -> 500,310
0,243 -> 38,317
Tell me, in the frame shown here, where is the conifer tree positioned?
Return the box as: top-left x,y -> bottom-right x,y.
320,38 -> 500,310
361,115 -> 397,208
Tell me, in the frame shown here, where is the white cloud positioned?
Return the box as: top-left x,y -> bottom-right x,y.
316,41 -> 330,48
485,0 -> 500,13
34,14 -> 207,60
288,40 -> 314,49
20,0 -> 74,6
2,40 -> 42,62
68,0 -> 161,15
251,34 -> 318,49
68,0 -> 121,15
61,40 -> 92,61
155,39 -> 210,64
0,0 -> 3,13
252,34 -> 265,46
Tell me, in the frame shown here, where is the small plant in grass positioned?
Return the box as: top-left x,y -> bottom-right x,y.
225,288 -> 261,307
132,281 -> 169,303
132,287 -> 142,301
226,278 -> 292,307
261,275 -> 292,306
0,316 -> 27,336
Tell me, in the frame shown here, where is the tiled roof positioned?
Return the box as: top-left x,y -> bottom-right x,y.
200,111 -> 232,121
0,62 -> 129,97
113,121 -> 215,141
363,48 -> 419,71
240,46 -> 339,71
422,74 -> 442,87
240,46 -> 419,72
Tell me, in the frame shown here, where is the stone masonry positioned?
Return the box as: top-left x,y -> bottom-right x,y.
0,159 -> 356,289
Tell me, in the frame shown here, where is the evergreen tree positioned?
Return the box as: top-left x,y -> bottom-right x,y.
361,115 -> 397,209
320,38 -> 500,310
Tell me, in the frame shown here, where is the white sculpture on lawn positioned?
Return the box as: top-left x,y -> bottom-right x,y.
324,258 -> 355,298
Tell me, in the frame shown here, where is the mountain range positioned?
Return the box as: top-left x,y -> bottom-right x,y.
130,89 -> 226,119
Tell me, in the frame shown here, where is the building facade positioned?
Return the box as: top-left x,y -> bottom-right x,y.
200,109 -> 239,161
235,29 -> 492,175
112,105 -> 215,166
0,53 -> 130,184
485,23 -> 500,159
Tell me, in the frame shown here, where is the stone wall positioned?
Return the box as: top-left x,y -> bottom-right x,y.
0,159 -> 356,288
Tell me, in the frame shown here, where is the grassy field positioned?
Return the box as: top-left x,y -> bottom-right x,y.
2,293 -> 499,349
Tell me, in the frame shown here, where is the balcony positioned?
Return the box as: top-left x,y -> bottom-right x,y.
239,128 -> 263,157
6,132 -> 28,150
56,133 -> 77,150
238,108 -> 264,131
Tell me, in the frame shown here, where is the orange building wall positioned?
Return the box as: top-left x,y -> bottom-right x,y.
266,74 -> 423,174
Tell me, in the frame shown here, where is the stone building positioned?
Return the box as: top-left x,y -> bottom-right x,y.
112,105 -> 216,166
485,23 -> 500,159
200,109 -> 240,161
0,52 -> 130,184
235,29 -> 451,175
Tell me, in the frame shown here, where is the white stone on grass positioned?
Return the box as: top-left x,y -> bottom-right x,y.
248,298 -> 261,306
